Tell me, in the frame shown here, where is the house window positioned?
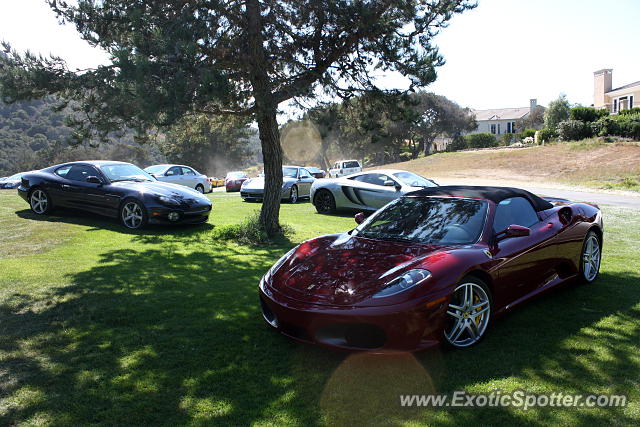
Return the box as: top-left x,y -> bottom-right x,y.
506,121 -> 516,134
497,124 -> 501,135
613,99 -> 618,113
631,96 -> 634,109
490,124 -> 496,134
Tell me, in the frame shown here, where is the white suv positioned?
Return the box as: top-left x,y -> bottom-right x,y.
329,160 -> 362,178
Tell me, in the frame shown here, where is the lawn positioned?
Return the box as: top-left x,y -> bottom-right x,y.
0,190 -> 639,426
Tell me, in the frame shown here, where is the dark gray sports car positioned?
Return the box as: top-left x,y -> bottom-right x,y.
17,161 -> 212,229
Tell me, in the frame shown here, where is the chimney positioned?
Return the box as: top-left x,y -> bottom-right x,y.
529,98 -> 537,115
594,69 -> 612,110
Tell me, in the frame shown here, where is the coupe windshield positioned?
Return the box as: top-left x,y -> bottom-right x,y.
393,171 -> 437,188
101,164 -> 155,182
283,167 -> 298,178
356,197 -> 488,245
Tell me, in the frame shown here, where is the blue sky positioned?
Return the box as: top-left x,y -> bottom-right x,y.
1,0 -> 639,110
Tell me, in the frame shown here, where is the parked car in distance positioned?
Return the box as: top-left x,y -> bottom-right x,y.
311,169 -> 438,213
225,171 -> 249,192
241,166 -> 315,203
305,167 -> 326,179
259,186 -> 603,351
144,164 -> 212,193
18,161 -> 212,229
328,160 -> 362,178
209,177 -> 225,188
0,171 -> 34,189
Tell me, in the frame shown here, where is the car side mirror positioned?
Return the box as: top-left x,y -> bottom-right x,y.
166,171 -> 174,176
354,212 -> 366,224
495,224 -> 530,243
383,180 -> 395,187
86,176 -> 102,185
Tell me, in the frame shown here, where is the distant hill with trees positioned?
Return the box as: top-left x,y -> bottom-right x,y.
0,97 -> 165,176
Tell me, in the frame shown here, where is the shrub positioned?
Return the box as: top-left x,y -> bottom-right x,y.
596,113 -> 640,140
538,128 -> 557,143
544,95 -> 570,130
519,128 -> 537,139
500,133 -> 517,145
447,135 -> 467,151
618,107 -> 640,116
557,120 -> 590,141
399,152 -> 412,162
464,132 -> 498,148
570,106 -> 609,123
214,212 -> 294,246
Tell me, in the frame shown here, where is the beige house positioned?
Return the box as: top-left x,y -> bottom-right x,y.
468,99 -> 540,136
594,69 -> 639,113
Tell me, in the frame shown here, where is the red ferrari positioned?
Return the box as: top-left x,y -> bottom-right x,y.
259,186 -> 603,351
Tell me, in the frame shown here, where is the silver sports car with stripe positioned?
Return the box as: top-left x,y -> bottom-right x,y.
310,169 -> 438,213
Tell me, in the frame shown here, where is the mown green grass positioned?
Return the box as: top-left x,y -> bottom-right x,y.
0,191 -> 638,426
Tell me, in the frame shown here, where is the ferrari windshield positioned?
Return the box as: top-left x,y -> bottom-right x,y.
393,171 -> 437,188
356,197 -> 488,245
101,164 -> 156,182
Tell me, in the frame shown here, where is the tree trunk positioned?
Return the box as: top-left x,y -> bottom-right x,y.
247,0 -> 283,237
422,137 -> 435,156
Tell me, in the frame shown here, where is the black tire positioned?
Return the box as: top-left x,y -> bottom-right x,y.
313,189 -> 336,214
442,276 -> 492,349
195,184 -> 205,193
29,187 -> 53,215
120,198 -> 148,230
579,230 -> 602,284
289,185 -> 299,204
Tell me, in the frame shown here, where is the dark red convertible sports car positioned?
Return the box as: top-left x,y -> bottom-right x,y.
259,186 -> 603,351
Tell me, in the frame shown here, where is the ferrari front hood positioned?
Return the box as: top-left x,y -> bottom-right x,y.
270,234 -> 445,306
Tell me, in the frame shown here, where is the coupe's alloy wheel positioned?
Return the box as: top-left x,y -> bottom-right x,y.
122,201 -> 144,229
196,185 -> 204,193
315,190 -> 335,213
444,282 -> 491,348
290,186 -> 298,203
582,234 -> 601,282
30,190 -> 48,214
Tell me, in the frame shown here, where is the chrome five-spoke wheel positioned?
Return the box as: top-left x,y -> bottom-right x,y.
444,280 -> 491,348
30,189 -> 50,214
581,232 -> 601,282
290,185 -> 298,203
121,200 -> 145,229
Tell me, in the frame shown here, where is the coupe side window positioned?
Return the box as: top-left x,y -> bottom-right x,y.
64,165 -> 100,182
299,168 -> 312,178
167,166 -> 183,176
493,197 -> 539,232
55,166 -> 72,177
181,167 -> 196,176
344,161 -> 361,168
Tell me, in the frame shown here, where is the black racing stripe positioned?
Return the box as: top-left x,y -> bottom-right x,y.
352,188 -> 367,205
341,186 -> 362,205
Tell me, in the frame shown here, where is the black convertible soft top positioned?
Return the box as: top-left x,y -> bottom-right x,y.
406,185 -> 554,212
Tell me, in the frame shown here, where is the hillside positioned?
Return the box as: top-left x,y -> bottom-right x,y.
0,98 -> 164,176
381,140 -> 640,192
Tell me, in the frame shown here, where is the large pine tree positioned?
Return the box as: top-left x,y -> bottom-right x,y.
0,0 -> 474,236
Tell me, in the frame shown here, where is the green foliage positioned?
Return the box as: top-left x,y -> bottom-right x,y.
618,107 -> 640,116
544,95 -> 571,130
464,132 -> 498,148
213,211 -> 294,246
595,113 -> 640,140
0,98 -> 164,175
570,106 -> 608,123
163,114 -> 257,176
500,133 -> 517,146
447,135 -> 468,151
557,120 -> 591,141
519,128 -> 537,139
538,128 -> 557,143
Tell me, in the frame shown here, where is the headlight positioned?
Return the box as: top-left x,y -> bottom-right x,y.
263,245 -> 298,283
157,195 -> 179,206
373,269 -> 431,298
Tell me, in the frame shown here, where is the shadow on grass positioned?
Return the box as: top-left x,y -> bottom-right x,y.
0,243 -> 638,425
15,208 -> 214,236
